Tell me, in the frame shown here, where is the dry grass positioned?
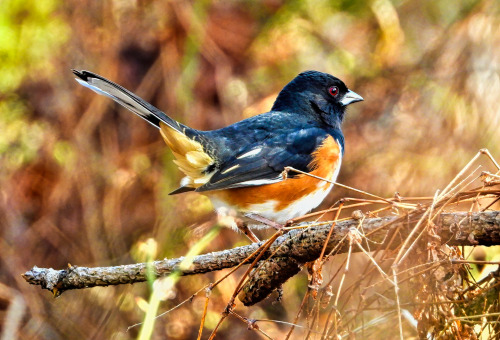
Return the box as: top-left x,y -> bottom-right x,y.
16,150 -> 500,339
192,149 -> 500,339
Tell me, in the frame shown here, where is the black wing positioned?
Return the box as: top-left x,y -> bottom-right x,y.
196,125 -> 332,192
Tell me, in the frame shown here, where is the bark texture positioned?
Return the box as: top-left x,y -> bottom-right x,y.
22,211 -> 500,304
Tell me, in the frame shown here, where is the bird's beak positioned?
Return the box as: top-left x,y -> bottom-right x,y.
340,90 -> 363,106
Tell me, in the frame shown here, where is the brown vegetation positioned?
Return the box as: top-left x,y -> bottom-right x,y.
1,0 -> 500,339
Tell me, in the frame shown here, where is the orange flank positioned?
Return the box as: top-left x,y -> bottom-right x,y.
209,136 -> 341,212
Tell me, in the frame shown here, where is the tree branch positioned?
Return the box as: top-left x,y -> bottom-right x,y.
22,211 -> 500,303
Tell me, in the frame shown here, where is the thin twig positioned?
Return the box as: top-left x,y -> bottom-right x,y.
284,166 -> 397,205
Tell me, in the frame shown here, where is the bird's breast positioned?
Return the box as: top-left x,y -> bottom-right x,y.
209,136 -> 342,223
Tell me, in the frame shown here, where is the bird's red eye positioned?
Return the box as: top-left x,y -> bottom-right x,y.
328,86 -> 339,97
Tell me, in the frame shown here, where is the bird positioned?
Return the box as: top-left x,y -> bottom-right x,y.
72,69 -> 363,240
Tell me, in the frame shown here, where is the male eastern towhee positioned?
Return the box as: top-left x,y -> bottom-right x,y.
73,70 -> 363,237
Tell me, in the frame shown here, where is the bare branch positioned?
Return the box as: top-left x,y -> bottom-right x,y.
22,211 -> 500,303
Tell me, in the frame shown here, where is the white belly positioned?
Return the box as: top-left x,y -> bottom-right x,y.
210,146 -> 342,229
210,158 -> 341,228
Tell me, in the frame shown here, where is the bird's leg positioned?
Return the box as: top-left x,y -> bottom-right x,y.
216,207 -> 260,243
244,213 -> 284,230
236,219 -> 260,243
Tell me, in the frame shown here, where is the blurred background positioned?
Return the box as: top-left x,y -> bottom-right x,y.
1,0 -> 499,339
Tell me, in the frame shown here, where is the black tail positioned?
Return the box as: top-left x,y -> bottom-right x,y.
72,70 -> 186,132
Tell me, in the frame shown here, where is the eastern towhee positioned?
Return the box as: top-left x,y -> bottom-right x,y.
73,70 -> 363,237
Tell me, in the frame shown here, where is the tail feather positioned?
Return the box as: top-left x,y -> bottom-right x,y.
73,69 -> 216,194
72,69 -> 184,132
160,124 -> 215,186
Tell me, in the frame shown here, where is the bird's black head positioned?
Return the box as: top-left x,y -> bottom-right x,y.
271,71 -> 363,128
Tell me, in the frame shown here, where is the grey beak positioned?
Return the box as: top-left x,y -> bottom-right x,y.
340,90 -> 363,106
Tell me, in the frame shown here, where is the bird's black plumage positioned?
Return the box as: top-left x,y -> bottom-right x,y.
72,69 -> 362,194
196,115 -> 345,191
194,71 -> 352,191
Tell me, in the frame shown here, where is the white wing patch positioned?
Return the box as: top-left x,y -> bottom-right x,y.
236,148 -> 262,159
236,176 -> 283,186
221,164 -> 241,174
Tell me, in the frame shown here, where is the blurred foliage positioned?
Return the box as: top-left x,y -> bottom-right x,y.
0,0 -> 499,339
